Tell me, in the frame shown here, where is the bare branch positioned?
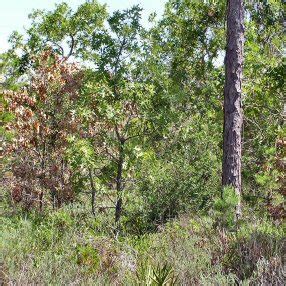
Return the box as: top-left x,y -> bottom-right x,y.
63,34 -> 75,61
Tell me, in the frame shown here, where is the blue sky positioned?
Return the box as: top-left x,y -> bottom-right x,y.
0,0 -> 166,53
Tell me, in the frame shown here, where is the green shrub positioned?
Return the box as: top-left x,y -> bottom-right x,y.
213,187 -> 239,229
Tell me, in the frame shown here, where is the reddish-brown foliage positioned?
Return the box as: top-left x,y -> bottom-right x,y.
4,50 -> 83,209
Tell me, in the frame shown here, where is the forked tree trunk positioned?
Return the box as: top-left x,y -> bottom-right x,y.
222,0 -> 245,220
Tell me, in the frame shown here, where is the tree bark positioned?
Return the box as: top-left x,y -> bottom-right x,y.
222,0 -> 245,219
88,168 -> 96,216
115,141 -> 124,225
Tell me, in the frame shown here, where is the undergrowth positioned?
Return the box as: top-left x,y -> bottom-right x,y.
0,202 -> 285,285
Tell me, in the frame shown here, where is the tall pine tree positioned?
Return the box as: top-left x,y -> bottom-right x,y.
222,0 -> 245,219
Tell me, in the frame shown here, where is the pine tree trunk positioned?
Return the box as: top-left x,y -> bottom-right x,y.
222,0 -> 245,219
